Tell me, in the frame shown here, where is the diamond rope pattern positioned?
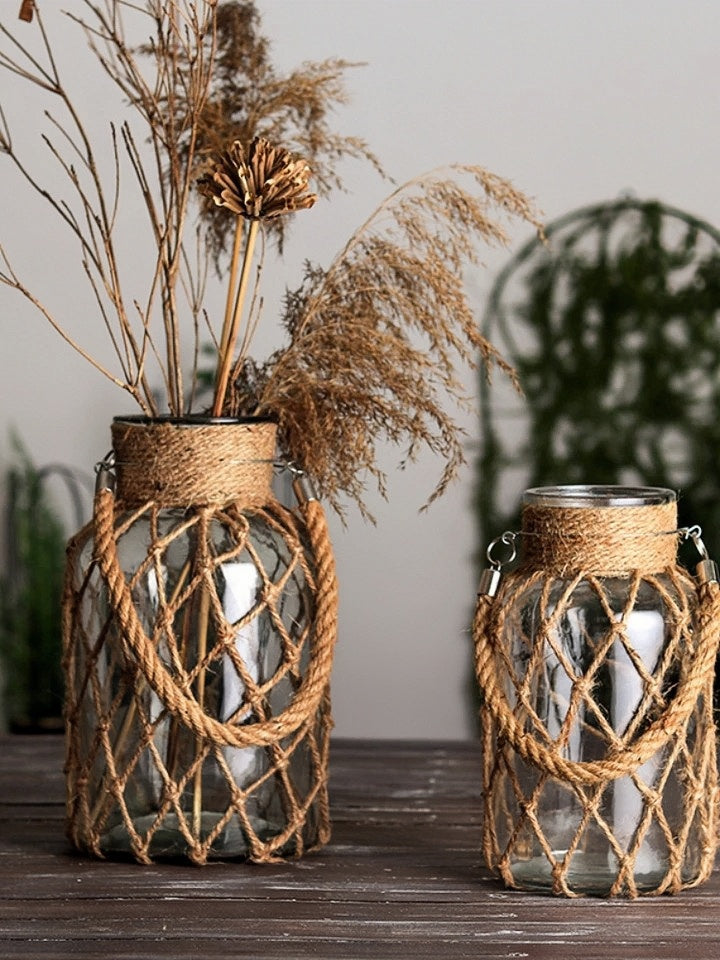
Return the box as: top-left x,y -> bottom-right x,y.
476,567 -> 718,897
64,494 -> 335,865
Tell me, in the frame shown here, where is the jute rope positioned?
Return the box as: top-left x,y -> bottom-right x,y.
474,578 -> 720,786
90,487 -> 337,748
475,498 -> 720,897
521,501 -> 677,576
63,420 -> 338,865
111,419 -> 276,508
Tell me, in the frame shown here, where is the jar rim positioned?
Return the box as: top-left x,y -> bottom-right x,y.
522,484 -> 676,507
112,414 -> 277,427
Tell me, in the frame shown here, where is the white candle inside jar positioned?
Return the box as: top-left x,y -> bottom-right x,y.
610,608 -> 664,874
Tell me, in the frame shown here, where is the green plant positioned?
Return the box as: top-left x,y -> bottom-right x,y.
0,439 -> 87,731
477,197 -> 720,567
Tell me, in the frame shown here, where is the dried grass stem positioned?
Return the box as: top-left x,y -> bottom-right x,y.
212,217 -> 259,415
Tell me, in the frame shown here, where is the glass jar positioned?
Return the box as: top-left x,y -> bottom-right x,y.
64,416 -> 334,864
478,485 -> 718,897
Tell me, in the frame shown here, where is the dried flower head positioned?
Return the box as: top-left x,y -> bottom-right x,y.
199,137 -> 317,221
189,1 -> 384,262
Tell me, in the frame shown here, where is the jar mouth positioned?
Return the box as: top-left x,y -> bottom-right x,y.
522,484 -> 677,508
113,414 -> 277,427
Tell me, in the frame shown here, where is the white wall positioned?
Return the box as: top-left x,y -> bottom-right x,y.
2,0 -> 720,739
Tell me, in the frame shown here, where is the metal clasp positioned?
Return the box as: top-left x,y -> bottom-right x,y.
275,460 -> 318,505
680,525 -> 718,584
478,531 -> 518,598
94,451 -> 116,495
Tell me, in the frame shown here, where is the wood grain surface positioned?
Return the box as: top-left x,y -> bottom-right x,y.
0,736 -> 717,959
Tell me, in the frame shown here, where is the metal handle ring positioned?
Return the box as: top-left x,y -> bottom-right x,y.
486,531 -> 518,571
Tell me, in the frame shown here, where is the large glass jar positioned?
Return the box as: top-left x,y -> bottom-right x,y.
63,417 -> 336,864
477,485 -> 718,897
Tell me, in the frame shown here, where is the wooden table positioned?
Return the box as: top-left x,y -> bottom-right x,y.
0,736 -> 718,959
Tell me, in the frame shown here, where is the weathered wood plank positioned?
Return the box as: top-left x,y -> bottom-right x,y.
0,735 -> 717,960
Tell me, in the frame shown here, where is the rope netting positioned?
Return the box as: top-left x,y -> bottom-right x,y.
474,498 -> 720,897
63,419 -> 338,865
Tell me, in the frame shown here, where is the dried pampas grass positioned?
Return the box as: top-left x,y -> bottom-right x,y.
240,165 -> 544,518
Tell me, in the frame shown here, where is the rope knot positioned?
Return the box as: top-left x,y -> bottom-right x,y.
572,676 -> 593,701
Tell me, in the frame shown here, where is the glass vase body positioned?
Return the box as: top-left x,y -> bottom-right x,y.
481,485 -> 716,896
64,417 -> 330,863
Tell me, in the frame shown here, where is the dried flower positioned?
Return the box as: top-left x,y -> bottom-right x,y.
203,137 -> 318,416
251,165 -> 545,519
189,1 -> 383,262
198,137 -> 317,222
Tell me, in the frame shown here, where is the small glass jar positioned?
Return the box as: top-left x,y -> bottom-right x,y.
479,485 -> 717,897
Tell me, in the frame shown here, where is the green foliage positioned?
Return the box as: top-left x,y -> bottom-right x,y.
0,440 -> 69,731
477,197 -> 720,568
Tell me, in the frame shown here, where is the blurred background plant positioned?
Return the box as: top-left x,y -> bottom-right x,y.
0,436 -> 89,732
477,196 -> 720,570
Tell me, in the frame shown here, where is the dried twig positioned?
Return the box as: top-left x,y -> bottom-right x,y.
1,1 -> 383,421
1,0 -> 218,415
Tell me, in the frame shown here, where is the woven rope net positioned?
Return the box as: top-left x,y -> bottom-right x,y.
474,497 -> 720,897
63,419 -> 338,865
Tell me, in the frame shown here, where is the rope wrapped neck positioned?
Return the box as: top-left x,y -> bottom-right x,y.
520,500 -> 678,577
111,418 -> 276,509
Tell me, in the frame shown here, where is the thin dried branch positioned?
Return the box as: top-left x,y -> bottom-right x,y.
1,4 -> 155,404
0,18 -> 56,91
1,1 -> 219,415
0,103 -> 10,152
0,245 -> 150,410
81,255 -> 134,384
